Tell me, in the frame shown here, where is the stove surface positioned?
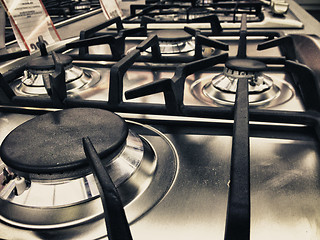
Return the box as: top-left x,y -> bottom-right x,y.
0,113 -> 319,240
1,1 -> 320,239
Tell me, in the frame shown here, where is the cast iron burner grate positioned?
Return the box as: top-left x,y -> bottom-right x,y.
1,14 -> 320,240
0,15 -> 319,111
0,15 -> 318,112
188,16 -> 294,107
124,0 -> 263,23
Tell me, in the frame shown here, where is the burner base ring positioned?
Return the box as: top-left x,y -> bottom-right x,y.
11,67 -> 101,97
0,121 -> 178,230
190,74 -> 295,108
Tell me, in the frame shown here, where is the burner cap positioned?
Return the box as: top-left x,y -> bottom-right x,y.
27,54 -> 73,71
225,58 -> 267,72
145,29 -> 195,55
151,29 -> 192,42
0,108 -> 128,175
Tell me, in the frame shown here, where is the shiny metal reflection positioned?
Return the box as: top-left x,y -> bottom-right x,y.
250,136 -> 320,240
191,74 -> 294,107
11,66 -> 101,96
143,39 -> 195,56
0,121 -> 178,229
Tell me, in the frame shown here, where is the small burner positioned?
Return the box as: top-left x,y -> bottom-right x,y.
148,29 -> 195,54
12,53 -> 100,96
152,29 -> 192,42
210,67 -> 274,94
191,59 -> 294,107
211,59 -> 274,94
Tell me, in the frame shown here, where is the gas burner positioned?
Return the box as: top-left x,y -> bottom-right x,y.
11,53 -> 100,96
210,59 -> 275,93
148,29 -> 195,55
151,7 -> 214,22
0,108 -> 129,178
0,108 -> 178,229
181,7 -> 215,20
153,14 -> 180,21
191,58 -> 294,107
151,9 -> 182,22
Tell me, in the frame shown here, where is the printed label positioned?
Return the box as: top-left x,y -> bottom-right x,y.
0,4 -> 5,49
99,0 -> 123,19
0,0 -> 60,52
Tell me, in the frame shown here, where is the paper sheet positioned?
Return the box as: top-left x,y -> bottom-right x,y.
0,0 -> 60,52
99,0 -> 123,19
0,4 -> 6,49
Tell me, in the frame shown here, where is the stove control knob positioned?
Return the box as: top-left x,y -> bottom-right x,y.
271,0 -> 289,15
0,176 -> 28,199
202,46 -> 215,57
14,177 -> 27,196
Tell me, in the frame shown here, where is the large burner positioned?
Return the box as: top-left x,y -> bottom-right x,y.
1,108 -> 129,177
0,108 -> 178,229
12,53 -> 100,96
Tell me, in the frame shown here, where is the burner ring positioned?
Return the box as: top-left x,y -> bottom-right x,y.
190,74 -> 295,108
11,66 -> 101,96
211,70 -> 274,94
150,29 -> 192,42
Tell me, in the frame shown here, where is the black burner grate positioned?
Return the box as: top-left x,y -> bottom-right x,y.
125,0 -> 263,24
0,14 -> 320,240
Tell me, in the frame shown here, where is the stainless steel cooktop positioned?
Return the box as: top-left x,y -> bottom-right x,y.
0,1 -> 320,239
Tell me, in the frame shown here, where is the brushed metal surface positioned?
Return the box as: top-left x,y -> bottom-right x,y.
0,113 -> 320,239
0,5 -> 320,239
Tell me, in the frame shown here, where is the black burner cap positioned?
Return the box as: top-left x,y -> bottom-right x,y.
225,59 -> 267,72
150,29 -> 192,42
27,53 -> 73,71
0,108 -> 128,174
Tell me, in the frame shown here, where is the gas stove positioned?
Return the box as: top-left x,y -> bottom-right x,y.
0,1 -> 320,240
